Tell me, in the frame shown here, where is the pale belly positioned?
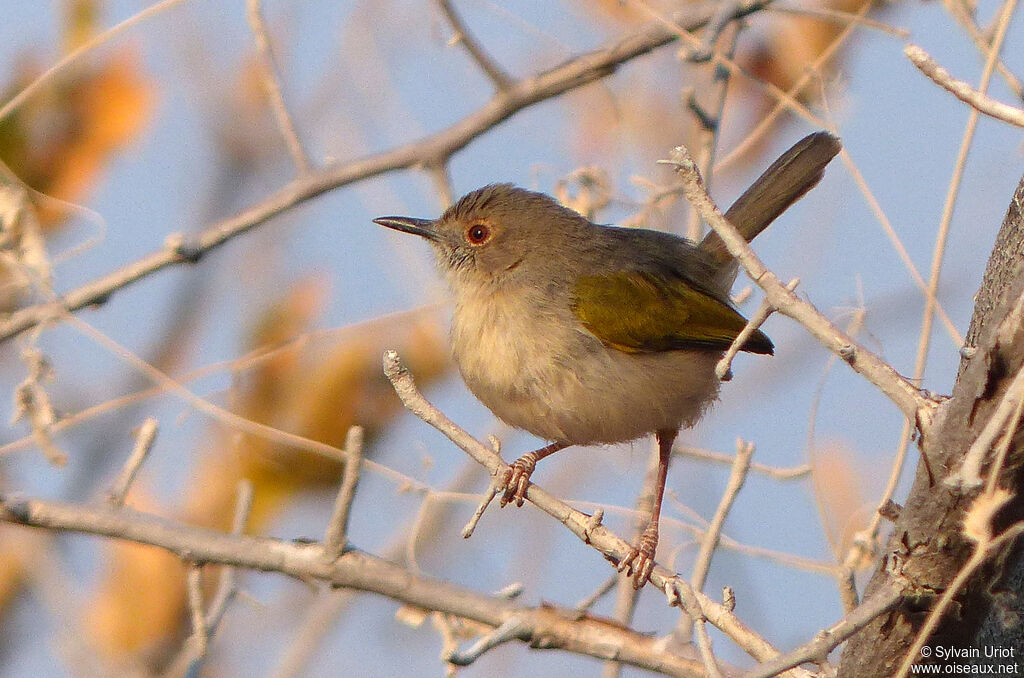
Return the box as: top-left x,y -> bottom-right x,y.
450,289 -> 721,445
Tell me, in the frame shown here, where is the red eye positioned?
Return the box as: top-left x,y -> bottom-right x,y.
466,222 -> 491,244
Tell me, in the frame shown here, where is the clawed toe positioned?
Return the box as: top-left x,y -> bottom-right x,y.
618,529 -> 659,589
499,455 -> 536,507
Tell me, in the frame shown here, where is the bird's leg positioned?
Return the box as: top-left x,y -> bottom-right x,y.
618,428 -> 677,589
499,441 -> 567,508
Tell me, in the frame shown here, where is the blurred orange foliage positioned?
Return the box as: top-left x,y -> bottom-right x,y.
0,0 -> 152,228
86,279 -> 450,661
811,441 -> 872,562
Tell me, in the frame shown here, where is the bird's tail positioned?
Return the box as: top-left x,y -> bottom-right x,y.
699,131 -> 842,270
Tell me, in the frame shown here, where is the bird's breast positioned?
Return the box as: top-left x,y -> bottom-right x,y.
450,284 -> 568,402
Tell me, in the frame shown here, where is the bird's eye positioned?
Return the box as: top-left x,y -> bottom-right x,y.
466,222 -> 491,245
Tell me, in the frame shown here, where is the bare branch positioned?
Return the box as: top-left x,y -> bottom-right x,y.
674,445 -> 810,480
324,426 -> 365,559
0,494 -> 712,678
684,23 -> 739,240
382,350 -> 809,674
106,417 -> 159,507
660,146 -> 935,423
716,279 -> 798,380
163,481 -> 251,678
436,0 -> 512,90
937,0 -> 1024,101
743,582 -> 904,678
0,1 -> 750,346
691,439 -> 754,591
445,616 -> 525,666
905,44 -> 1024,128
246,0 -> 313,174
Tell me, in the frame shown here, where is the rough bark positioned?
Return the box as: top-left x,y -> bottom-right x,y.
838,175 -> 1024,675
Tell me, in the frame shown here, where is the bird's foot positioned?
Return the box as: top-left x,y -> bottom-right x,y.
499,452 -> 539,508
617,524 -> 659,589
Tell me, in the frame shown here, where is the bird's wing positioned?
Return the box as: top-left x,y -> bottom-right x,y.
571,271 -> 773,355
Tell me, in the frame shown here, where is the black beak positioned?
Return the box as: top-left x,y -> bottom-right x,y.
373,216 -> 441,242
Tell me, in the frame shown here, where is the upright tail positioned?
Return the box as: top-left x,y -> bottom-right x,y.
699,131 -> 842,269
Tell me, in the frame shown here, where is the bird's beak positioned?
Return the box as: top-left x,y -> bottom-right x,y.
373,216 -> 441,242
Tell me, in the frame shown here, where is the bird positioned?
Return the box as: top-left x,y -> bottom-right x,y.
375,132 -> 841,588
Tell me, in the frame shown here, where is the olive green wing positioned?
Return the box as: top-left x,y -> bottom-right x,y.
571,271 -> 773,355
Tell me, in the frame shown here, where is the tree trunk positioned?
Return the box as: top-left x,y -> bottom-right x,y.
838,175 -> 1024,675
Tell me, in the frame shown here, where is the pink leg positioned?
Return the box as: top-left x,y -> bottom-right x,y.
499,442 -> 567,508
618,428 -> 676,589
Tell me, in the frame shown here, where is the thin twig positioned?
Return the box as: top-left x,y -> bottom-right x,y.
716,278 -> 798,380
445,616 -> 526,666
436,0 -> 512,90
164,481 -> 252,678
461,479 -> 500,538
106,417 -> 159,507
714,0 -> 869,173
381,351 -> 808,674
575,574 -> 620,611
767,4 -> 909,37
686,0 -> 744,62
691,439 -> 755,591
906,44 -> 1024,128
674,445 -> 810,479
0,1 -> 759,346
743,582 -> 904,678
324,426 -> 365,559
427,160 -> 455,208
939,0 -> 1024,100
685,23 -> 739,240
628,0 -> 829,135
660,147 -> 934,423
667,581 -> 724,678
245,0 -> 313,174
